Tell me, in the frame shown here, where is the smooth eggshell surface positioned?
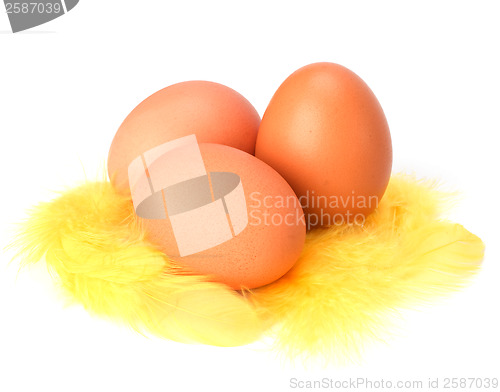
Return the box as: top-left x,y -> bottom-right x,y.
108,81 -> 261,191
255,62 -> 392,228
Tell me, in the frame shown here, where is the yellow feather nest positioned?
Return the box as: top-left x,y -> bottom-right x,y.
11,174 -> 484,361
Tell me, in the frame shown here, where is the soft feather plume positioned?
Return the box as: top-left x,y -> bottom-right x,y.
251,174 -> 484,362
10,174 -> 484,362
11,181 -> 265,347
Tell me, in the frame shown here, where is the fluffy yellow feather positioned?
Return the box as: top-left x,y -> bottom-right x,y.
12,181 -> 265,347
11,174 -> 484,362
251,174 -> 484,361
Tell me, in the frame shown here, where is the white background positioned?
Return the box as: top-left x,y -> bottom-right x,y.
1,1 -> 499,391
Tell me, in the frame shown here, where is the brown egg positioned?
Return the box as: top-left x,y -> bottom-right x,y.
255,62 -> 392,229
108,81 -> 260,191
138,143 -> 306,289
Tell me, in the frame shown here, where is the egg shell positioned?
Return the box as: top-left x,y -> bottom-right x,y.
255,62 -> 392,228
108,81 -> 260,191
140,143 -> 306,289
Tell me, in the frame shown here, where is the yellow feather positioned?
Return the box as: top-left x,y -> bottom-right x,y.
12,181 -> 265,347
251,174 -> 484,362
10,173 -> 484,362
